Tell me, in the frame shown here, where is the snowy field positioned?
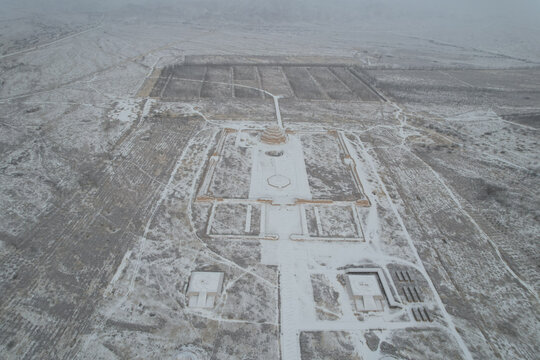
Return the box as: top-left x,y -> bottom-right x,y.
0,7 -> 539,360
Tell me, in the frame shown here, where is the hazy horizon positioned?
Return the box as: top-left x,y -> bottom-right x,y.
2,0 -> 539,25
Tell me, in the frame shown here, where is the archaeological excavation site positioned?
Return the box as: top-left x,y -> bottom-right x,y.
1,2 -> 539,360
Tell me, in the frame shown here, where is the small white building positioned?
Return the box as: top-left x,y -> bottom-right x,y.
346,273 -> 386,312
187,272 -> 224,308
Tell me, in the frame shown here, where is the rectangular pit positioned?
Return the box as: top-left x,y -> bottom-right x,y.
282,66 -> 325,99
209,203 -> 261,236
258,66 -> 294,97
329,67 -> 380,101
207,131 -> 252,199
150,63 -> 385,101
201,66 -> 232,98
300,132 -> 364,201
307,67 -> 355,100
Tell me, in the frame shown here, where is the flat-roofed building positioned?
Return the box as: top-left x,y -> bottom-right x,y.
187,272 -> 224,308
346,273 -> 386,312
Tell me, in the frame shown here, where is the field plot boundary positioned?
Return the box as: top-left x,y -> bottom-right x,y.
148,62 -> 385,102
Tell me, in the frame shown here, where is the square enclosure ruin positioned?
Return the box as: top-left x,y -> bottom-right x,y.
198,129 -> 368,204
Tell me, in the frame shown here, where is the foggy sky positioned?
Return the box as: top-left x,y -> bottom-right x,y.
2,0 -> 540,27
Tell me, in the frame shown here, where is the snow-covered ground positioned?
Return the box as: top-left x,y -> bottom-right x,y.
0,9 -> 539,360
